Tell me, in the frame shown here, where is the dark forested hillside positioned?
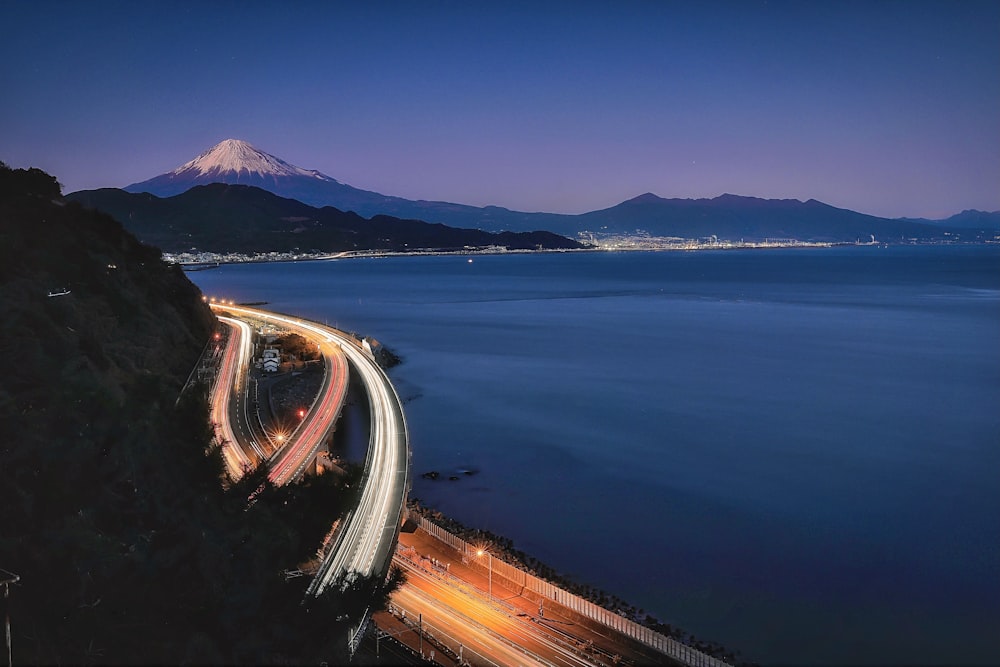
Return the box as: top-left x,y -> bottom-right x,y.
0,163 -> 393,663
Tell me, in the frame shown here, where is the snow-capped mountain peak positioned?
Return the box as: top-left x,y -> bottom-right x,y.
169,139 -> 331,180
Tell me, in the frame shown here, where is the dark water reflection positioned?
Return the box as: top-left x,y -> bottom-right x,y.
191,246 -> 1000,665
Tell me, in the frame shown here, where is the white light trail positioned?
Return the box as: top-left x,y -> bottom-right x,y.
210,303 -> 410,589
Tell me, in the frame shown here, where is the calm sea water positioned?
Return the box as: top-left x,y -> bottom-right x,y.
190,246 -> 1000,665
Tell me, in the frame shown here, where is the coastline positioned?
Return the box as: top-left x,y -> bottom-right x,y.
171,245 -> 588,270
189,247 -> 1000,665
406,497 -> 749,665
372,342 -> 747,664
168,237 -> 991,270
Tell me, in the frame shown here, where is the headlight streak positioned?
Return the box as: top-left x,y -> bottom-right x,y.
218,316 -> 266,461
213,317 -> 254,478
210,303 -> 410,592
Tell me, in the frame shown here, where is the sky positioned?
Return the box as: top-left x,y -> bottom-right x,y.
2,1 -> 998,219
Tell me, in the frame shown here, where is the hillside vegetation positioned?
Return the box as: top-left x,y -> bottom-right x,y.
0,163 -> 395,663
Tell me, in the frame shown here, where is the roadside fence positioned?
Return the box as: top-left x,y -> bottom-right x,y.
416,516 -> 731,667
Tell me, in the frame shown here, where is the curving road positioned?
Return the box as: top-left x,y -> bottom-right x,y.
211,316 -> 255,477
265,331 -> 350,487
209,303 -> 411,589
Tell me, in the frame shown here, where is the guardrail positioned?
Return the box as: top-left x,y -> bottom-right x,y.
417,516 -> 731,667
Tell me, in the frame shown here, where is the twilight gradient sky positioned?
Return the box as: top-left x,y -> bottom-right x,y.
2,1 -> 998,218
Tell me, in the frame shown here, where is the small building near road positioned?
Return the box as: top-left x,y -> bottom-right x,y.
261,347 -> 280,373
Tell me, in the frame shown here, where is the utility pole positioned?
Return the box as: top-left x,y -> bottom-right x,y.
374,622 -> 423,661
1,569 -> 19,667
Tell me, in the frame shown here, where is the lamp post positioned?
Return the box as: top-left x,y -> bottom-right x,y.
476,549 -> 492,601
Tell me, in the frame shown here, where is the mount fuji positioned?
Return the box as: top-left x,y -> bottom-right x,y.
125,139 -> 556,231
133,138 -> 332,187
126,139 -> 373,206
118,139 -> 992,242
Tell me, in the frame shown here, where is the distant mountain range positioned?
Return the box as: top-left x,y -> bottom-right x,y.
901,209 -> 1000,230
67,184 -> 584,254
106,139 -> 1000,244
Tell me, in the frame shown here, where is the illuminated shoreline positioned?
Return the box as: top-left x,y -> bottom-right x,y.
166,238 -> 973,268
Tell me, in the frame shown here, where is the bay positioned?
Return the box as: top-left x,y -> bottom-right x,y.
190,245 -> 1000,665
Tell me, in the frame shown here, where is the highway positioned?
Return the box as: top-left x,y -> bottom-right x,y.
212,312 -> 350,484
217,316 -> 272,462
389,552 -> 616,667
391,582 -> 548,667
211,316 -> 254,477
208,303 -> 411,590
266,333 -> 350,486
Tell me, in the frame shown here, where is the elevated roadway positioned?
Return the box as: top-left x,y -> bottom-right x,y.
382,528 -> 691,667
209,303 -> 411,589
211,311 -> 350,483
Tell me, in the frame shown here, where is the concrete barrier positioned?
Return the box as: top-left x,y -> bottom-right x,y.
417,516 -> 731,667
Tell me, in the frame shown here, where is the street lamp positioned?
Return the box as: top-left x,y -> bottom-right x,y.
476,549 -> 492,600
